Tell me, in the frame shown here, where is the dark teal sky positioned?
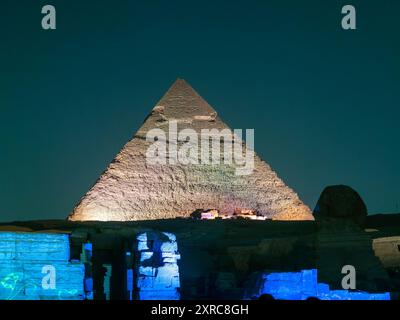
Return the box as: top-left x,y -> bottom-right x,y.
1,0 -> 399,221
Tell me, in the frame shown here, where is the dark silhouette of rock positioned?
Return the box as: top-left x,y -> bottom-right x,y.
313,185 -> 367,226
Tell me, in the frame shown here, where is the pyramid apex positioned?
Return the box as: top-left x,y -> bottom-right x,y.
170,77 -> 192,88
150,78 -> 217,119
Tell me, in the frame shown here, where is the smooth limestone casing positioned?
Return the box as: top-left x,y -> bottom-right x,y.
69,79 -> 313,222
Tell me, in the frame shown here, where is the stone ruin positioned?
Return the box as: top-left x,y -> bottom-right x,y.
135,232 -> 181,300
1,196 -> 400,300
0,232 -> 84,300
243,269 -> 390,300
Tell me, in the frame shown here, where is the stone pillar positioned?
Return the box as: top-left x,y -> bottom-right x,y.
135,231 -> 181,300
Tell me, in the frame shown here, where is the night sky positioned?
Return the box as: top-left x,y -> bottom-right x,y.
1,0 -> 399,222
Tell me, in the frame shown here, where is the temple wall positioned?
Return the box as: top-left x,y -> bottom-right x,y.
0,218 -> 398,300
135,232 -> 181,300
243,269 -> 390,300
0,232 -> 85,300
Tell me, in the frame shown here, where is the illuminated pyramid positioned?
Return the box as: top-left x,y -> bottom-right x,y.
68,79 -> 313,221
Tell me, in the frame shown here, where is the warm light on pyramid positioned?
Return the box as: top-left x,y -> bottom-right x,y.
68,79 -> 313,222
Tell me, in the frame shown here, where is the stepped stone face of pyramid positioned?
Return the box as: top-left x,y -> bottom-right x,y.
68,79 -> 313,221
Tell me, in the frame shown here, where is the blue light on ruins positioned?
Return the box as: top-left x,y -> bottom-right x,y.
245,269 -> 390,300
0,232 -> 85,300
135,232 -> 181,300
0,231 -> 392,300
81,242 -> 93,300
126,251 -> 133,300
83,243 -> 93,254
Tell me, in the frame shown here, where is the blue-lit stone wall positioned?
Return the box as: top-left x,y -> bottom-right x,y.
135,232 -> 181,300
0,230 -> 391,300
244,269 -> 391,300
0,232 -> 85,300
81,242 -> 93,300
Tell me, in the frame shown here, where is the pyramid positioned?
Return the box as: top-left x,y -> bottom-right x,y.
68,79 -> 313,221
